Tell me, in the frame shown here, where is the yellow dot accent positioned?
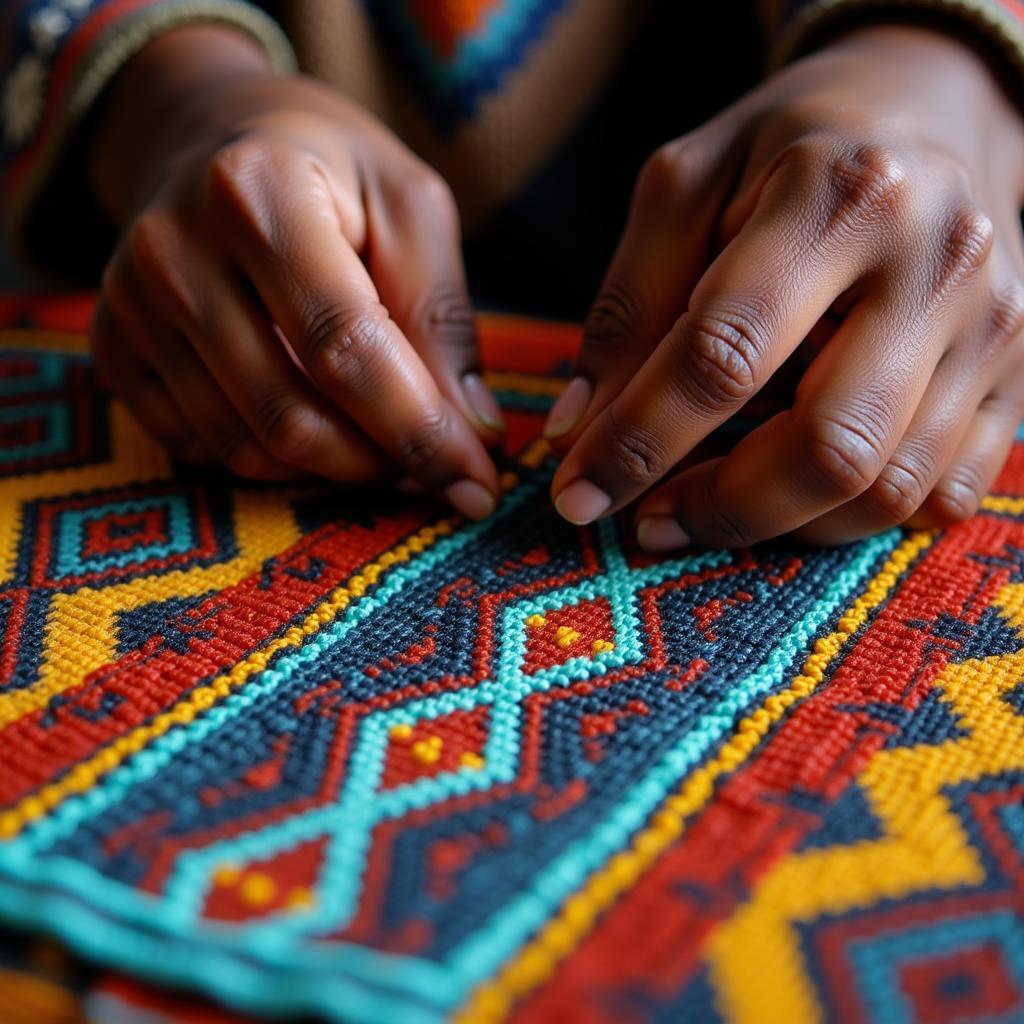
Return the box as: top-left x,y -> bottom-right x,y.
591,639 -> 615,655
239,872 -> 276,907
518,440 -> 550,470
0,517 -> 458,840
460,752 -> 485,770
389,723 -> 413,742
555,626 -> 580,648
412,738 -> 443,765
286,887 -> 315,911
525,614 -> 547,628
455,531 -> 934,1024
212,863 -> 241,887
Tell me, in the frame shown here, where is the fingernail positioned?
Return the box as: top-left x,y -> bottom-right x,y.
462,373 -> 505,432
445,478 -> 496,520
544,377 -> 592,440
637,516 -> 690,553
554,479 -> 612,525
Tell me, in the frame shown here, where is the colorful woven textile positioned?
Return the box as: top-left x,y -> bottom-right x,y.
2,297 -> 1024,1024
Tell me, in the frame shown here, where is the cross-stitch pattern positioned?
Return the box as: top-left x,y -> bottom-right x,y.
1,298 -> 1024,1024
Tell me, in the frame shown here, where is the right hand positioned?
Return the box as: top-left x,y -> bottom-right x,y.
89,26 -> 503,520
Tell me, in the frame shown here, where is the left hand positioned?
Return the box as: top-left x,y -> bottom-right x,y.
545,24 -> 1024,548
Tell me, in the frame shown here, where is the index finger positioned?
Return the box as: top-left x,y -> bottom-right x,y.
550,141 -> 902,524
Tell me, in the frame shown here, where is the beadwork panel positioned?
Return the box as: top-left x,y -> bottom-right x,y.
1,299 -> 1023,1023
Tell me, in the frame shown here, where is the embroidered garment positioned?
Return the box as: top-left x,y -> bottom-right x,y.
3,0 -> 1024,284
1,297 -> 1024,1022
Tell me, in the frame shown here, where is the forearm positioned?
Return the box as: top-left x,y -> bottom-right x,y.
790,23 -> 1024,200
90,24 -> 273,224
758,0 -> 1024,116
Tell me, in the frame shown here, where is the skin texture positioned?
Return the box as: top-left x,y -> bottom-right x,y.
545,24 -> 1024,548
88,26 -> 504,520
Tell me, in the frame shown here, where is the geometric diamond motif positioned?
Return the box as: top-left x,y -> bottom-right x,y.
6,314 -> 1024,1024
15,484 -> 237,589
380,707 -> 491,790
964,783 -> 1024,885
202,839 -> 327,924
0,352 -> 67,396
0,401 -> 70,464
0,350 -> 108,477
145,514 -> 887,955
522,597 -> 615,674
53,496 -> 190,578
847,910 -> 1024,1023
900,943 -> 1023,1024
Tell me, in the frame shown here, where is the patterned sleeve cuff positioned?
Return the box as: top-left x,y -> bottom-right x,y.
770,0 -> 1024,89
2,0 -> 297,282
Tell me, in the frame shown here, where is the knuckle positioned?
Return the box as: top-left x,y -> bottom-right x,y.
99,260 -> 117,301
931,204 -> 993,296
987,283 -> 1024,349
126,211 -> 177,274
816,142 -> 909,229
933,471 -> 981,523
99,259 -> 131,319
775,135 -> 829,184
206,139 -> 284,248
207,139 -> 267,196
304,302 -> 391,390
804,410 -> 888,499
635,142 -> 693,205
604,407 -> 673,487
397,406 -> 450,472
584,278 -> 648,355
255,391 -> 322,462
676,304 -> 771,409
867,458 -> 930,524
394,165 -> 460,231
412,168 -> 458,215
982,390 -> 1024,424
411,283 -> 475,354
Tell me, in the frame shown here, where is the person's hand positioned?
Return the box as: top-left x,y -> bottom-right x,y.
545,24 -> 1024,548
89,27 -> 502,519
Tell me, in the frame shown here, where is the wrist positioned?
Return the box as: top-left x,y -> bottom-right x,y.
89,24 -> 275,223
813,23 -> 1024,196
